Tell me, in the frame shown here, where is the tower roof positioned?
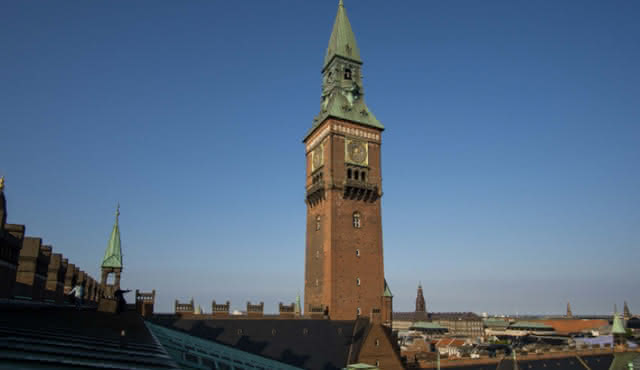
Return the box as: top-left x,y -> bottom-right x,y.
324,0 -> 362,70
101,204 -> 123,269
383,279 -> 393,297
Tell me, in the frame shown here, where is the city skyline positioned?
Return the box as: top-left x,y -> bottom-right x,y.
1,0 -> 639,314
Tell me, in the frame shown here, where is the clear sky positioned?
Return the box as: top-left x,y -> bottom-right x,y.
1,0 -> 639,315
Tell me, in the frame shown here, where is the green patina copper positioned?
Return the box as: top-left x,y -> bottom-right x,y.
612,313 -> 626,335
324,0 -> 361,69
295,293 -> 301,315
410,321 -> 447,330
383,279 -> 393,297
101,204 -> 123,269
306,0 -> 383,141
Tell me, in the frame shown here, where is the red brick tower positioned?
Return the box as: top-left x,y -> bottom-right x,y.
304,0 -> 389,321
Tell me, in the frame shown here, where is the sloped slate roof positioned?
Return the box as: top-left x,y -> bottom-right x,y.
0,303 -> 178,369
149,315 -> 369,370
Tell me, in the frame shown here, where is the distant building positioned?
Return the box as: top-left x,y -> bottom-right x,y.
393,284 -> 484,338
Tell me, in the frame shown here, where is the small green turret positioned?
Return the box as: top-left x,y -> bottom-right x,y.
101,204 -> 123,269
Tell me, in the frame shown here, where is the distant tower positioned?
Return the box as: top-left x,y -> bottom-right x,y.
566,302 -> 573,318
623,301 -> 631,320
100,204 -> 123,299
416,283 -> 426,313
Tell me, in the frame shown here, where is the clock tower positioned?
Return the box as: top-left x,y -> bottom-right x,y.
304,0 -> 392,323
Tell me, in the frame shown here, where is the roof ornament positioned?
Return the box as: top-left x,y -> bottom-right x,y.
0,176 -> 4,191
339,0 -> 344,8
115,203 -> 120,224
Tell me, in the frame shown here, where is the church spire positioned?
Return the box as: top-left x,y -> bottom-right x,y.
309,0 -> 383,139
416,283 -> 426,312
623,301 -> 631,319
324,0 -> 361,69
566,301 -> 573,318
101,204 -> 123,269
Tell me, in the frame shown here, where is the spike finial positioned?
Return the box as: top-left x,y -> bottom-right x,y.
339,0 -> 344,7
0,176 -> 4,191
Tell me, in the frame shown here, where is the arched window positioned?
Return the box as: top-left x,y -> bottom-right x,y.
353,212 -> 361,228
356,278 -> 361,286
356,249 -> 360,257
354,171 -> 359,180
316,215 -> 321,231
357,307 -> 361,316
344,68 -> 352,80
347,168 -> 352,179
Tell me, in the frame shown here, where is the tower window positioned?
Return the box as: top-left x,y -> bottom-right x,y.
354,171 -> 359,180
356,278 -> 360,286
353,212 -> 361,228
357,307 -> 361,316
375,339 -> 380,347
316,215 -> 321,231
344,68 -> 352,80
356,249 -> 360,257
347,168 -> 352,179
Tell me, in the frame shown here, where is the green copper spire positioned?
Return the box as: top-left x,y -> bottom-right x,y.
101,204 -> 123,269
383,279 -> 393,297
324,0 -> 361,69
295,293 -> 301,316
307,0 -> 383,140
612,312 -> 626,335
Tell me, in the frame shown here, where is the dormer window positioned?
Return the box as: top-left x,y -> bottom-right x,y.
344,68 -> 352,80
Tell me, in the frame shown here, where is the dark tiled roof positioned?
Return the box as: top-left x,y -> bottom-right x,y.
627,317 -> 640,329
580,354 -> 616,370
150,315 -> 369,370
0,303 -> 178,369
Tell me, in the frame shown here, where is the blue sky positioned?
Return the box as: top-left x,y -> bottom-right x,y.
1,0 -> 639,315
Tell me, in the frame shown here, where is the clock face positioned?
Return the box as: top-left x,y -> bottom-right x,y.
312,145 -> 323,171
347,140 -> 367,164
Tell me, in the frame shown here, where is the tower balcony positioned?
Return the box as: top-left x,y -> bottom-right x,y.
306,180 -> 325,206
343,179 -> 380,202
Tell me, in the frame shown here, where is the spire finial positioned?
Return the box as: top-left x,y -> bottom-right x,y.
339,0 -> 344,8
115,203 -> 120,223
0,176 -> 4,191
